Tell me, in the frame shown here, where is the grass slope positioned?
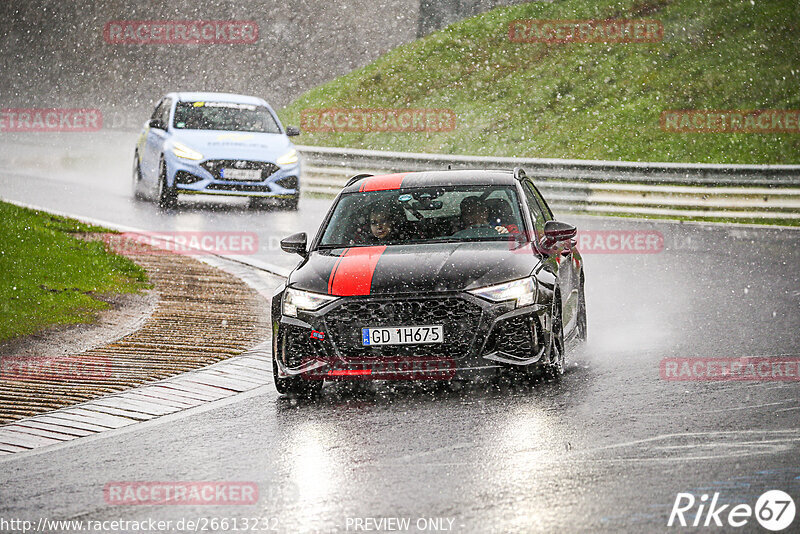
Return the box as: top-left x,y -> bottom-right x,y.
0,202 -> 150,341
281,0 -> 800,164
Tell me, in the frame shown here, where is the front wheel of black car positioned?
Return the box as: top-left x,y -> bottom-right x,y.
157,159 -> 177,209
272,355 -> 323,397
542,299 -> 565,379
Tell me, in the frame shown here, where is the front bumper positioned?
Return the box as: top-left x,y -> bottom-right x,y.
167,156 -> 300,198
274,292 -> 552,381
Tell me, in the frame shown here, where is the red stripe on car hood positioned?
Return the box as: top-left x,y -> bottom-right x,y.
328,246 -> 387,296
359,173 -> 409,192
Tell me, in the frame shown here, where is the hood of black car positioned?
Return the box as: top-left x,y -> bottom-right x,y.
288,241 -> 541,296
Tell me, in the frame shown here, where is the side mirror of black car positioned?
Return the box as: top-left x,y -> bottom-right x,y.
285,126 -> 301,136
543,220 -> 577,248
281,232 -> 307,256
148,118 -> 166,130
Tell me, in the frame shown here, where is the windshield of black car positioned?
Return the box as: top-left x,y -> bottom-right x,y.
318,186 -> 525,248
172,101 -> 281,133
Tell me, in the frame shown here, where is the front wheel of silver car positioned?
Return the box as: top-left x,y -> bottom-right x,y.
131,155 -> 144,200
248,197 -> 272,210
281,195 -> 299,211
157,159 -> 177,209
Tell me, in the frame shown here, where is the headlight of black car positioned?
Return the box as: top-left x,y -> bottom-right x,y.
282,288 -> 339,317
468,277 -> 537,308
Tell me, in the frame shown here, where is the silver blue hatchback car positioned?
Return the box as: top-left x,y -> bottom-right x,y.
132,91 -> 301,209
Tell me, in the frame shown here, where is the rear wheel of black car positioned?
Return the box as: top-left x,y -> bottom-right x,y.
272,354 -> 323,397
157,159 -> 177,209
542,298 -> 565,379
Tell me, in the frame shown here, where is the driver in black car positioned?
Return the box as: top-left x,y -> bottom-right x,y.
452,196 -> 509,238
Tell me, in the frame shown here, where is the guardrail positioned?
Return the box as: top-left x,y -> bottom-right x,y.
297,145 -> 800,221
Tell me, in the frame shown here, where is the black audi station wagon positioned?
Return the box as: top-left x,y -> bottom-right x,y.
272,168 -> 586,395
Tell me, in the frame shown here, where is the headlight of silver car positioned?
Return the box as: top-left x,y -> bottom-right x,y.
171,142 -> 204,161
282,288 -> 338,317
468,277 -> 537,307
276,148 -> 298,165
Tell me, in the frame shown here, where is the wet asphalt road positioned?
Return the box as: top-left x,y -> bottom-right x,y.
0,133 -> 799,533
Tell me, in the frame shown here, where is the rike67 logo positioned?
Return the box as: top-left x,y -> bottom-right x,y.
668,490 -> 796,531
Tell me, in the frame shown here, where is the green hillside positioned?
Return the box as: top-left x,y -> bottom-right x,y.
280,0 -> 800,164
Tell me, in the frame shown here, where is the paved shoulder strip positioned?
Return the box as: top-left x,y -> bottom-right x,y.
0,345 -> 272,454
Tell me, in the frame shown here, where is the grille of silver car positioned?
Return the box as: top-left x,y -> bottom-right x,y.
200,160 -> 279,181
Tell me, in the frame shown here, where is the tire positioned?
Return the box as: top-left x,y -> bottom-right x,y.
281,195 -> 299,211
249,196 -> 298,211
272,353 -> 323,397
576,279 -> 587,342
156,159 -> 177,209
248,197 -> 271,210
541,296 -> 565,379
131,154 -> 144,200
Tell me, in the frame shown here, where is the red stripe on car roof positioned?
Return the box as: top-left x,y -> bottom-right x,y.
359,173 -> 409,192
328,246 -> 386,296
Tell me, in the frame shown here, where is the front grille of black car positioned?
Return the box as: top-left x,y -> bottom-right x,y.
206,183 -> 271,192
324,297 -> 483,361
485,315 -> 540,360
200,160 -> 279,181
282,324 -> 332,367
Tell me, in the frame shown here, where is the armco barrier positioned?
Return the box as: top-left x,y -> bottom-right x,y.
296,145 -> 800,221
